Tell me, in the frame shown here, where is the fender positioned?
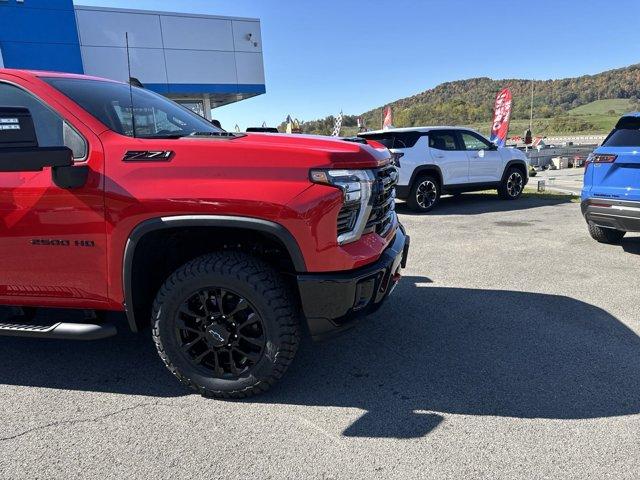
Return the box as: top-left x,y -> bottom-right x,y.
122,215 -> 306,331
503,159 -> 529,182
409,164 -> 444,188
396,165 -> 444,199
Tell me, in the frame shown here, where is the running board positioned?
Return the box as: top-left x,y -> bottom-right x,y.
0,322 -> 116,340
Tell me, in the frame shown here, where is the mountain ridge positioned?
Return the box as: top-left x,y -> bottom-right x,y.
292,63 -> 640,136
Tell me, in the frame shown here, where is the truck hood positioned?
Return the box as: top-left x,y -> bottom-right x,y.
101,130 -> 391,171
231,132 -> 391,168
100,130 -> 392,224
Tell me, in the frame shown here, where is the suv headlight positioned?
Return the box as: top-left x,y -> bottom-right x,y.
310,169 -> 375,244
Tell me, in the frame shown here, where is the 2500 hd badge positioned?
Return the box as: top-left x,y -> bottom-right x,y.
30,239 -> 96,247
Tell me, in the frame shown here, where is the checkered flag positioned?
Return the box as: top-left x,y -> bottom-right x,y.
331,111 -> 343,137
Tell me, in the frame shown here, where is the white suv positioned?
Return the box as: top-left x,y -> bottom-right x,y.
359,127 -> 529,212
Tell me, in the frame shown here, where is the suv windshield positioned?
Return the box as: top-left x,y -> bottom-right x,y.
602,116 -> 640,147
44,78 -> 222,139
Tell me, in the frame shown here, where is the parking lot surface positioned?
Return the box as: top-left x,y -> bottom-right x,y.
533,167 -> 585,195
1,193 -> 639,480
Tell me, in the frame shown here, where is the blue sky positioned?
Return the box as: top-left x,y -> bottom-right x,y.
77,0 -> 640,130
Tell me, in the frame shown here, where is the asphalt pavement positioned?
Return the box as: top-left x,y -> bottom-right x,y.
1,192 -> 639,479
532,167 -> 585,195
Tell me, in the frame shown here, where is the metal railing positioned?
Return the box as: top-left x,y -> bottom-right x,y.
523,145 -> 597,168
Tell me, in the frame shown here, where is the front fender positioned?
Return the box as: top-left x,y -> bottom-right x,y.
121,215 -> 306,331
503,159 -> 529,184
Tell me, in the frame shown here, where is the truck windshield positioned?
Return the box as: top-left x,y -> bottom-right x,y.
43,78 -> 223,139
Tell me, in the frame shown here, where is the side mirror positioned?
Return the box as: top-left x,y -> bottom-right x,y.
52,163 -> 89,189
0,106 -> 88,189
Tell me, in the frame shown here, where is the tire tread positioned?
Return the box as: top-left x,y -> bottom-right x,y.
588,224 -> 626,244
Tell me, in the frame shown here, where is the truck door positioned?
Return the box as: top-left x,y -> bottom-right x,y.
0,80 -> 107,306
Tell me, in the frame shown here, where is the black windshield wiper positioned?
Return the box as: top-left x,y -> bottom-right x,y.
136,131 -> 240,140
188,131 -> 238,137
138,133 -> 188,139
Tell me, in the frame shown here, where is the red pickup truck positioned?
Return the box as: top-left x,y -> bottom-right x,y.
0,69 -> 409,398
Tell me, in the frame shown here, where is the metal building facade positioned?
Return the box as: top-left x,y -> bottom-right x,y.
0,0 -> 266,118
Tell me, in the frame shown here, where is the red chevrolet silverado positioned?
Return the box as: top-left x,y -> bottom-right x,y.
0,69 -> 409,398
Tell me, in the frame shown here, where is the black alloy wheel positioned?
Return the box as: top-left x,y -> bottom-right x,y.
176,287 -> 265,378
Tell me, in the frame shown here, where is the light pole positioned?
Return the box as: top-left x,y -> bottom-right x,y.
530,80 -> 534,131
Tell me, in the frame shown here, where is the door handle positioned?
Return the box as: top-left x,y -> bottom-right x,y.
434,154 -> 445,159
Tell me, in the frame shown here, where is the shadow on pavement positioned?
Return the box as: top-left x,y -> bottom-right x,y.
0,309 -> 187,398
621,236 -> 640,255
1,277 -> 639,440
396,192 -> 575,216
256,277 -> 640,438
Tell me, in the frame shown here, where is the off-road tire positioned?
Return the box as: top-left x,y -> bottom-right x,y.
498,166 -> 525,200
407,174 -> 440,212
152,251 -> 300,399
588,224 -> 626,244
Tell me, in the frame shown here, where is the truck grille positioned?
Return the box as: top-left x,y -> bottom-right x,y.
366,165 -> 398,236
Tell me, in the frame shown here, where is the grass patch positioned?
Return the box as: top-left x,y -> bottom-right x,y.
522,188 -> 580,202
472,188 -> 579,203
567,99 -> 634,116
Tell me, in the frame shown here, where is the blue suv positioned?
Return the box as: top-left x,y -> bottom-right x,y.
582,113 -> 640,244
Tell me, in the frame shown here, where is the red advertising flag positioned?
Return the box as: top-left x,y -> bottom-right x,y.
489,88 -> 512,147
382,105 -> 393,130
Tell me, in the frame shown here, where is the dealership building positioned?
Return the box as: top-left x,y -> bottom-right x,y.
0,0 -> 266,119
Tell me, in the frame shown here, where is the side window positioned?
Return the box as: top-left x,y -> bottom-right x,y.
360,133 -> 395,149
428,131 -> 458,151
0,82 -> 87,160
460,131 -> 491,151
393,132 -> 421,149
361,132 -> 422,149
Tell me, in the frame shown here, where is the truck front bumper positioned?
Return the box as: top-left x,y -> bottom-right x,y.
582,198 -> 640,232
296,225 -> 410,340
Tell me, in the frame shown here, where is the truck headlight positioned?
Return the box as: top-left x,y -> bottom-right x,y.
310,169 -> 375,244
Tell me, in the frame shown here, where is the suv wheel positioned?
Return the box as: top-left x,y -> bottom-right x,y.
152,251 -> 300,399
498,167 -> 525,200
588,224 -> 626,244
407,174 -> 440,212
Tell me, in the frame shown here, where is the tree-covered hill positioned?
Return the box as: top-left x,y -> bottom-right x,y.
292,64 -> 640,136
